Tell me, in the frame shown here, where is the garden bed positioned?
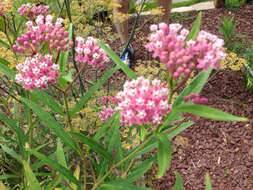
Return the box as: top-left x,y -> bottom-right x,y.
102,4 -> 253,189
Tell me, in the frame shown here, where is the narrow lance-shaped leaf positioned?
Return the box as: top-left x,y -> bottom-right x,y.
98,40 -> 137,80
127,121 -> 194,160
176,104 -> 248,121
70,165 -> 80,190
71,66 -> 118,116
186,11 -> 202,41
173,67 -> 212,107
1,145 -> 22,163
59,23 -> 72,73
22,160 -> 42,190
172,172 -> 183,190
70,132 -> 112,161
205,173 -> 212,190
126,158 -> 154,183
0,59 -> 16,79
28,148 -> 81,189
0,39 -> 10,49
56,138 -> 67,168
157,133 -> 172,178
21,98 -> 80,154
32,89 -> 64,115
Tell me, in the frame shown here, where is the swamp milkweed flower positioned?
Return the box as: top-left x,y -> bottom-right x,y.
75,36 -> 110,68
99,77 -> 171,126
145,23 -> 226,78
18,3 -> 50,19
15,54 -> 59,91
13,15 -> 72,56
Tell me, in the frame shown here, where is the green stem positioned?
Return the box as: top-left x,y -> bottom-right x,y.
91,133 -> 154,190
120,0 -> 146,58
63,92 -> 72,130
65,0 -> 86,95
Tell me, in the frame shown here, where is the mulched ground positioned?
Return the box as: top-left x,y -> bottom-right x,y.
85,3 -> 253,189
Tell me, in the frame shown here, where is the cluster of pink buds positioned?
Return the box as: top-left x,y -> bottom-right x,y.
184,94 -> 208,105
99,77 -> 171,126
98,96 -> 119,105
18,3 -> 50,19
13,15 -> 73,56
15,54 -> 59,91
75,36 -> 110,68
145,23 -> 226,78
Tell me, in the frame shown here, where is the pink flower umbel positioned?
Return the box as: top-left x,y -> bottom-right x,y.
99,77 -> 171,126
75,36 -> 110,68
15,54 -> 59,91
13,15 -> 72,56
18,3 -> 50,19
145,23 -> 226,78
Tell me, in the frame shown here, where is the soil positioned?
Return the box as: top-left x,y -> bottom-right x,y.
85,3 -> 253,189
117,4 -> 253,190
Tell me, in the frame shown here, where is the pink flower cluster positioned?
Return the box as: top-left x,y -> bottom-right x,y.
75,36 -> 110,68
15,54 -> 59,91
184,94 -> 208,105
145,23 -> 226,78
99,77 -> 171,126
13,15 -> 72,55
18,3 -> 50,19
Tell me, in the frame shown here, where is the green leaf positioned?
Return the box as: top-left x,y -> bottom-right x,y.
106,112 -> 122,162
0,59 -> 15,79
139,125 -> 146,141
1,145 -> 22,163
31,146 -> 70,170
21,98 -> 80,154
0,174 -> 19,180
0,39 -> 10,49
62,71 -> 73,82
70,132 -> 112,161
70,165 -> 80,190
157,133 -> 172,178
0,112 -> 27,144
98,40 -> 137,80
94,112 -> 118,140
176,104 -> 248,121
128,121 -> 194,160
22,160 -> 42,190
205,173 -> 212,190
126,158 -> 154,183
0,57 -> 11,66
172,172 -> 183,190
100,181 -> 152,190
173,67 -> 212,108
57,139 -> 67,168
186,11 -> 202,41
32,89 -> 64,115
71,66 -> 118,116
27,148 -> 81,189
59,23 -> 72,73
